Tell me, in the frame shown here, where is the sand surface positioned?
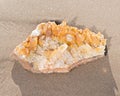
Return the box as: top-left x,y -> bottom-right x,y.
0,0 -> 120,96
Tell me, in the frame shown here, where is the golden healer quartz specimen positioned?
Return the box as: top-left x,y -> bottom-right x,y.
13,21 -> 106,73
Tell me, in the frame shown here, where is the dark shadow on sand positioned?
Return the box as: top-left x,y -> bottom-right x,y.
12,56 -> 116,96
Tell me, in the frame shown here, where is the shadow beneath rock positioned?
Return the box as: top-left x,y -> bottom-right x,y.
12,55 -> 116,96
